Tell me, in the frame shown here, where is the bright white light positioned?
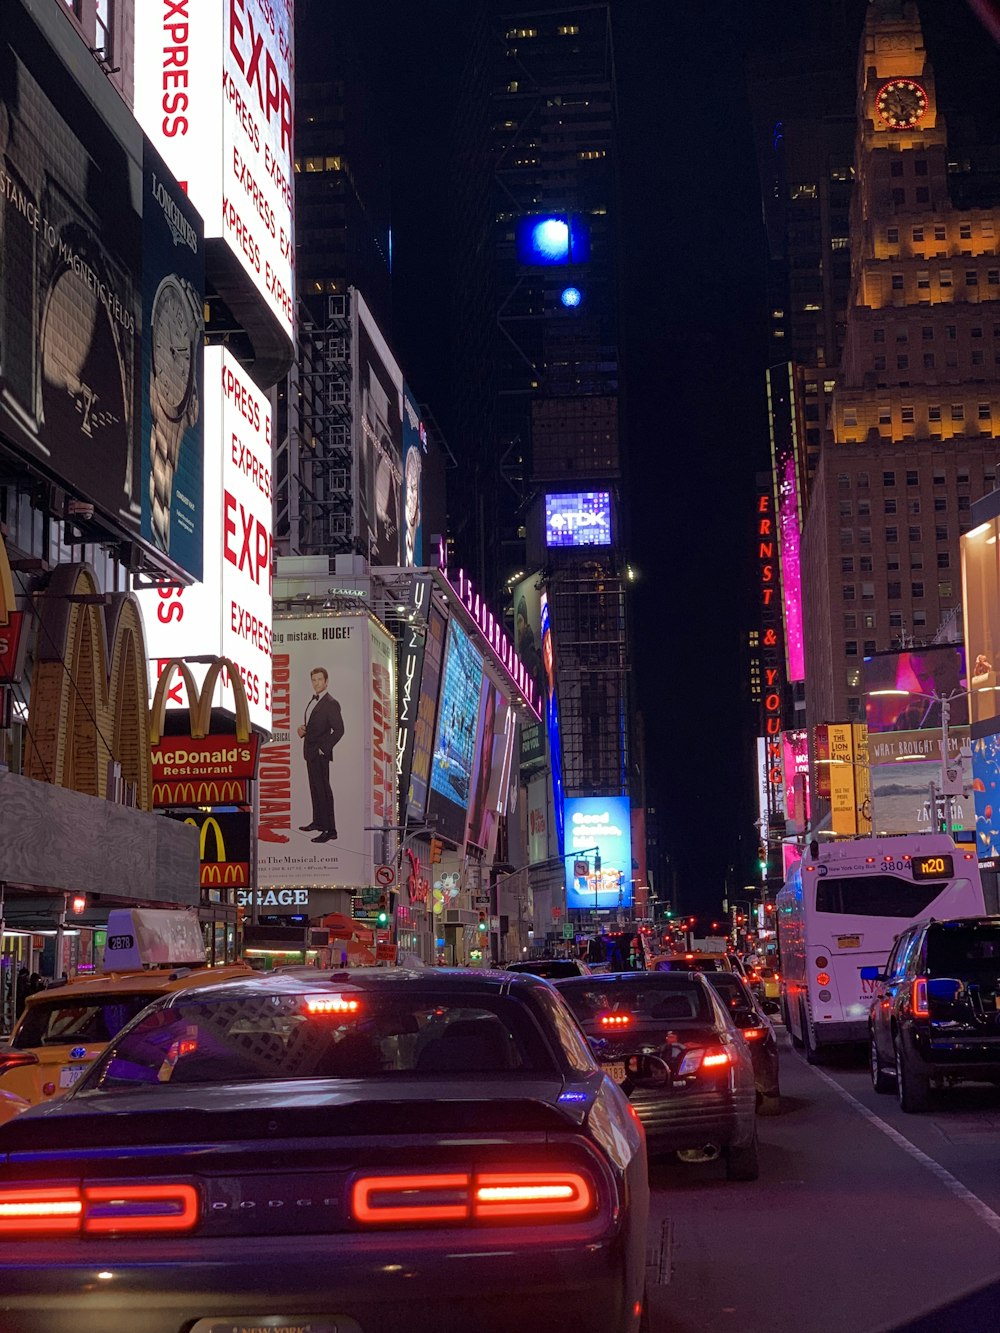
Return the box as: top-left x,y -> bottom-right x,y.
532,218 -> 570,260
561,286 -> 582,307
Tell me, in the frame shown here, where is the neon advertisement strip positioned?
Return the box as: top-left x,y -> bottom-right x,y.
779,455 -> 805,682
442,568 -> 541,719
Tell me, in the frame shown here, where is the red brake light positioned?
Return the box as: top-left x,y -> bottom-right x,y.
0,1183 -> 199,1236
599,1013 -> 632,1028
701,1048 -> 731,1068
742,1028 -> 765,1041
911,977 -> 929,1019
816,973 -> 830,987
305,994 -> 361,1016
0,1051 -> 40,1075
351,1170 -> 596,1226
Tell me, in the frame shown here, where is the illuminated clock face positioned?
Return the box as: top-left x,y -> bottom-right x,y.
875,79 -> 928,128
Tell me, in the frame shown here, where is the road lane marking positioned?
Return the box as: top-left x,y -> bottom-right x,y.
801,1057 -> 1000,1238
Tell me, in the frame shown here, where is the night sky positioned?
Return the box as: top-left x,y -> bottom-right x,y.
359,0 -> 1000,916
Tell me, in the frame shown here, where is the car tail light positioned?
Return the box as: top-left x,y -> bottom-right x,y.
304,994 -> 361,1016
911,977 -> 929,1019
0,1189 -> 83,1234
0,1183 -> 199,1236
351,1170 -> 596,1227
742,1028 -> 766,1041
677,1046 -> 731,1075
0,1051 -> 39,1076
599,1013 -> 632,1028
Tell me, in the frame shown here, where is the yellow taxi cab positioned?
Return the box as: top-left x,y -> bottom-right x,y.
0,908 -> 250,1124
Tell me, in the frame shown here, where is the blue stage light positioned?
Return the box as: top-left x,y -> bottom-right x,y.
561,286 -> 582,307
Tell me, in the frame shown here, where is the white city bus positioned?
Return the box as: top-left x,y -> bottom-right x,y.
776,834 -> 985,1061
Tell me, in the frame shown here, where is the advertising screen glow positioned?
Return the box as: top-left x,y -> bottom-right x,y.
545,492 -> 612,548
864,646 -> 968,733
516,214 -> 591,266
565,796 -> 633,910
428,621 -> 485,844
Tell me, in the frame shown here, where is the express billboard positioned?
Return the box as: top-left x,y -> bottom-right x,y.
139,347 -> 273,731
0,2 -> 205,577
402,386 -> 425,567
564,796 -> 633,911
134,0 -> 294,343
428,619 -> 485,844
257,614 -> 396,890
354,292 -> 404,566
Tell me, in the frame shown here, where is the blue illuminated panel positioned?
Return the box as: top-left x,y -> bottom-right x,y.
516,214 -> 591,266
545,492 -> 612,548
565,796 -> 633,910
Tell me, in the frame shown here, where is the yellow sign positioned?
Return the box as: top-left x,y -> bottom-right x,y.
829,723 -> 872,837
0,529 -> 14,626
182,813 -> 251,888
150,657 -> 252,744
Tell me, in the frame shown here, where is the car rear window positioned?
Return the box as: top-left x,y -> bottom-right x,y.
704,973 -> 755,1014
557,980 -> 712,1025
928,924 -> 1000,975
83,990 -> 557,1091
13,996 -> 154,1048
652,957 -> 724,972
508,960 -> 581,980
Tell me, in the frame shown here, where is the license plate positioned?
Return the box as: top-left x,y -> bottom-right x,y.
58,1065 -> 86,1089
837,935 -> 861,949
604,1061 -> 627,1085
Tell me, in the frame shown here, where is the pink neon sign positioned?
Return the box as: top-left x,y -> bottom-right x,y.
438,566 -> 541,719
779,455 -> 805,683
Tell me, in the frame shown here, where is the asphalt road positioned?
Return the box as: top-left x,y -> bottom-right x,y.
646,1025 -> 1000,1333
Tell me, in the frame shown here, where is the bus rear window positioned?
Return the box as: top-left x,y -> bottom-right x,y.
815,873 -> 943,918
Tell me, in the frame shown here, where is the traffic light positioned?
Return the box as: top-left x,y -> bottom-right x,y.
376,891 -> 396,928
477,912 -> 488,934
429,837 -> 443,864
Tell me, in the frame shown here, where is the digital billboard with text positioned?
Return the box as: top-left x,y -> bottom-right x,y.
565,796 -> 633,910
134,0 -> 294,343
139,347 -> 272,731
428,620 -> 484,844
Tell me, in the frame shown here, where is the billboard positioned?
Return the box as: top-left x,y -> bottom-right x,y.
257,614 -> 396,889
827,723 -> 872,838
407,603 -> 446,822
972,732 -> 1000,858
963,517 -> 1000,735
540,591 -> 565,854
869,728 -> 973,835
0,2 -> 205,573
139,348 -> 273,731
134,0 -> 294,342
565,796 -> 633,911
402,386 -> 425,566
512,571 -> 545,707
428,620 -> 485,844
545,492 -> 612,548
467,682 -> 516,854
354,292 -> 404,566
782,730 -> 810,832
395,575 -> 434,816
515,214 -> 591,266
863,646 -> 968,732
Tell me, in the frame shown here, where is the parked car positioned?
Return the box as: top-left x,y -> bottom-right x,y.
702,971 -> 781,1115
504,958 -> 593,979
866,915 -> 1000,1112
555,971 -> 759,1180
0,968 -> 650,1333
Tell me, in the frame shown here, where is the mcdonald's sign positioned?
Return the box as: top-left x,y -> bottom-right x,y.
169,811 -> 252,889
0,530 -> 15,626
149,657 -> 259,808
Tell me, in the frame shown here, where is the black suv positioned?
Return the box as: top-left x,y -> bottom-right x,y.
865,917 -> 1000,1112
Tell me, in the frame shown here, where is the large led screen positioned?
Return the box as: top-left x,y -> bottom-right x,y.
540,592 -> 565,854
406,604 -> 446,821
565,796 -> 633,911
973,732 -> 1000,858
355,293 -> 404,566
515,214 -> 591,266
963,517 -> 1000,734
545,492 -> 612,548
863,646 -> 969,732
402,386 -> 425,567
428,621 -> 485,844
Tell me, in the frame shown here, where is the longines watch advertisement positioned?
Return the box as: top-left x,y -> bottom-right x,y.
140,139 -> 204,581
0,1 -> 204,578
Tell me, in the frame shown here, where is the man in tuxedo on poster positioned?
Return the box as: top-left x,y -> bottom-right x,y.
298,667 -> 345,843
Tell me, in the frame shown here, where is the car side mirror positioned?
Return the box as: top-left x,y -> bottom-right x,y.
859,966 -> 883,982
928,977 -> 963,1003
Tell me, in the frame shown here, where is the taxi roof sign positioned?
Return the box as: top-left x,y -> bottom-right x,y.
103,909 -> 206,971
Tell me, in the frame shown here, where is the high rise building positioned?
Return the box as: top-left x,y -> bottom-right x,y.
802,0 -> 1000,736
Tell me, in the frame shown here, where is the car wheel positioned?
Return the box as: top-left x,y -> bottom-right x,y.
724,1123 -> 760,1181
895,1032 -> 930,1113
869,1028 -> 893,1094
801,1000 -> 821,1065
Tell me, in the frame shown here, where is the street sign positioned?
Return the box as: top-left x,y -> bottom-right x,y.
562,923 -> 574,939
375,942 -> 398,963
574,860 -> 589,877
375,864 -> 396,887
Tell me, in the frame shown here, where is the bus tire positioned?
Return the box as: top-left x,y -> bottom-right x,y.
801,1000 -> 822,1065
895,1033 -> 930,1112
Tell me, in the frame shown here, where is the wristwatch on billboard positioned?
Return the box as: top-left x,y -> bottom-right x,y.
148,273 -> 201,553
